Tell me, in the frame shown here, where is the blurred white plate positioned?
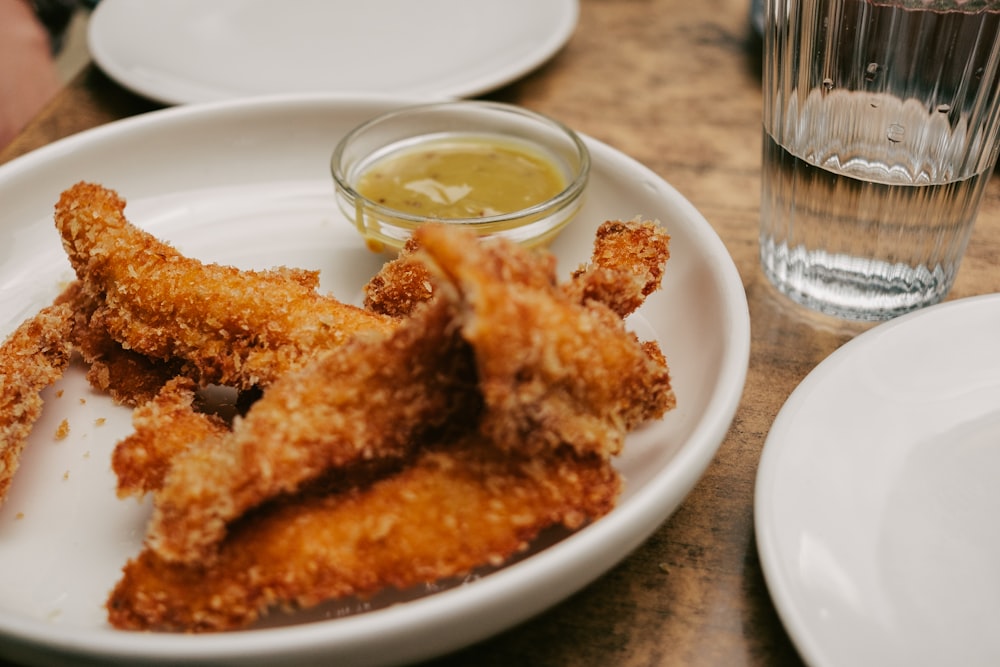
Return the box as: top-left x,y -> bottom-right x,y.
756,294 -> 1000,667
87,0 -> 578,105
0,94 -> 749,666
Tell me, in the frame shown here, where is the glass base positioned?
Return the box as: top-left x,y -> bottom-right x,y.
760,239 -> 954,322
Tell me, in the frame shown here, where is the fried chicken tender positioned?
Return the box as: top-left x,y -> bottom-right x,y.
417,224 -> 675,459
364,219 -> 671,320
57,281 -> 187,407
362,236 -> 435,317
145,295 -> 479,564
0,303 -> 75,505
0,182 -> 678,633
113,377 -> 230,498
562,218 -> 670,318
363,231 -> 557,317
137,223 -> 672,565
107,440 -> 618,632
54,182 -> 395,389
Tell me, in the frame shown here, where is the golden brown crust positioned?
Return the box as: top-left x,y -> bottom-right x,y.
0,183 -> 677,632
57,281 -> 188,407
112,376 -> 230,498
362,236 -> 435,317
145,296 -> 479,564
54,182 -> 395,389
107,441 -> 619,632
564,218 -> 671,318
0,302 -> 75,505
366,218 -> 672,321
416,224 -> 675,459
138,222 -> 674,567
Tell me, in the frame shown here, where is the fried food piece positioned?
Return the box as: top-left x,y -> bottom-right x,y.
363,231 -> 558,317
416,224 -> 675,459
0,303 -> 75,505
364,219 -> 671,320
362,236 -> 434,317
107,440 -> 618,632
57,281 -> 187,407
142,223 -> 672,563
562,218 -> 670,318
113,377 -> 229,498
54,182 -> 395,389
146,295 -> 479,563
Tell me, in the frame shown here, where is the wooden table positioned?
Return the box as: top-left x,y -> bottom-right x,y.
3,1 -> 999,665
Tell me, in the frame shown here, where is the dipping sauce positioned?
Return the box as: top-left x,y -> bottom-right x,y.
332,101 -> 591,253
355,136 -> 567,220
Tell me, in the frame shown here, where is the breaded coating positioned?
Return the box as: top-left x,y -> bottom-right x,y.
563,219 -> 671,318
145,295 -> 479,564
138,222 -> 672,565
363,229 -> 559,318
113,377 -> 229,498
365,219 -> 671,320
107,440 -> 619,632
57,281 -> 187,407
0,183 -> 678,633
362,236 -> 435,317
416,224 -> 676,459
0,303 -> 75,505
54,182 -> 395,389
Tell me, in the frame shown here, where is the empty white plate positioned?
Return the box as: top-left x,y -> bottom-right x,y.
87,0 -> 579,104
756,294 -> 1000,667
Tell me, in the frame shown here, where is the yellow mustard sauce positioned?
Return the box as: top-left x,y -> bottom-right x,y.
355,136 -> 567,219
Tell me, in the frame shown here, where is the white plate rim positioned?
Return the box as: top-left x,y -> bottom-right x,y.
0,93 -> 750,666
754,292 -> 1000,667
86,0 -> 579,105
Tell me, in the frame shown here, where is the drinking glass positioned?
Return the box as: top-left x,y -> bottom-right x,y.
760,0 -> 1000,321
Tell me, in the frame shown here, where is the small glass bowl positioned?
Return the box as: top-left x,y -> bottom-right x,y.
331,101 -> 590,253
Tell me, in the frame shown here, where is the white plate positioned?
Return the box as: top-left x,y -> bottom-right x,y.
87,0 -> 578,105
756,295 -> 1000,667
0,94 -> 749,666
